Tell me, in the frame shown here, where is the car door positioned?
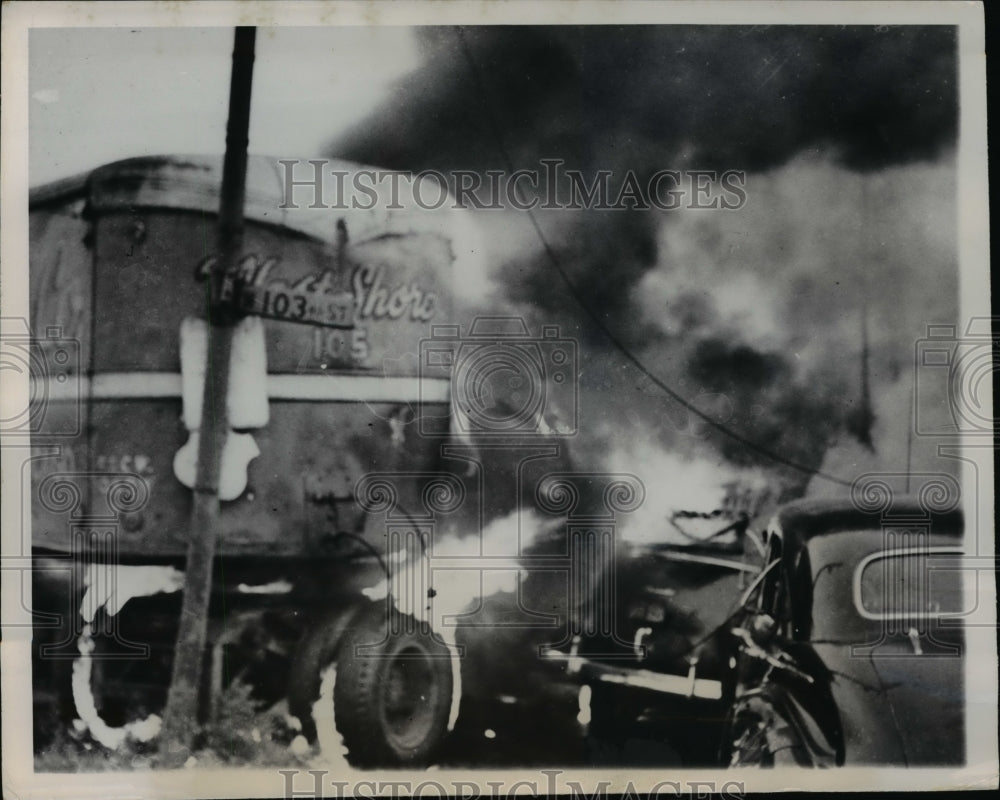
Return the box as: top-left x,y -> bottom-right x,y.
856,544 -> 965,765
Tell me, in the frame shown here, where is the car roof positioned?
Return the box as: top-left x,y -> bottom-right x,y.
769,495 -> 963,546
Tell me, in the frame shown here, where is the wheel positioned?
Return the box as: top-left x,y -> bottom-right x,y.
723,694 -> 832,767
32,645 -> 76,752
287,606 -> 360,743
332,603 -> 454,768
588,682 -> 636,737
585,682 -> 645,764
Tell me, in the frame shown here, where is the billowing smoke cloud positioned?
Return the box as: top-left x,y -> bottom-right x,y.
330,25 -> 957,489
327,27 -> 959,719
335,25 -> 956,174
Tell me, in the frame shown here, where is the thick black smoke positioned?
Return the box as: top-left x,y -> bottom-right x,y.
327,28 -> 959,717
335,26 -> 956,174
329,25 -> 957,479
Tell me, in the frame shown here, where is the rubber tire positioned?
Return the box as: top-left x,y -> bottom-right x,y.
333,604 -> 454,768
586,683 -> 643,764
588,683 -> 637,736
723,695 -> 816,767
83,604 -> 174,730
287,607 -> 361,743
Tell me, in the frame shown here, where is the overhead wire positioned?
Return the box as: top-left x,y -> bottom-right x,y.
453,27 -> 852,488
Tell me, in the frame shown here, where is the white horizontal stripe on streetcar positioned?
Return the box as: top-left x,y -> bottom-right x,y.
39,373 -> 451,403
33,373 -> 181,401
95,373 -> 180,397
267,374 -> 450,402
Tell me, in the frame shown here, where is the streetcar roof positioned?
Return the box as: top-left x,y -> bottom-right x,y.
29,154 -> 481,265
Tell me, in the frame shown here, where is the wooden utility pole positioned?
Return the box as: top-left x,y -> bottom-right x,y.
159,26 -> 256,761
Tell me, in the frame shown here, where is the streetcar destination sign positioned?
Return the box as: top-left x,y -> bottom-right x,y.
200,252 -> 441,331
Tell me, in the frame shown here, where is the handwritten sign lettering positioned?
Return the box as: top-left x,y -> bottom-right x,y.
200,254 -> 440,331
352,264 -> 437,322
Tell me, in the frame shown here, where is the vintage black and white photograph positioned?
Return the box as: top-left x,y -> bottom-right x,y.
1,1 -> 995,797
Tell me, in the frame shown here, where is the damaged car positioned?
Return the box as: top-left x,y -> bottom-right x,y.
723,494 -> 966,767
554,490 -> 966,768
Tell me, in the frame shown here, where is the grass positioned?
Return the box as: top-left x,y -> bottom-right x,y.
34,680 -> 315,772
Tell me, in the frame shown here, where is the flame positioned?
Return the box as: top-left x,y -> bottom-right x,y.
362,509 -> 557,640
358,509 -> 557,738
605,437 -> 768,544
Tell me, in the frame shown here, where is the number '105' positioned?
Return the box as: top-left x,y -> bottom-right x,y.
312,327 -> 369,364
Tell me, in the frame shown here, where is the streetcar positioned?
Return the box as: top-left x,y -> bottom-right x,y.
27,154 -> 485,767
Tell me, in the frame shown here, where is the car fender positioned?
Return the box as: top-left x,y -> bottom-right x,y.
812,642 -> 908,765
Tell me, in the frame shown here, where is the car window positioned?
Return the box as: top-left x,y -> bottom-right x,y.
854,547 -> 964,620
